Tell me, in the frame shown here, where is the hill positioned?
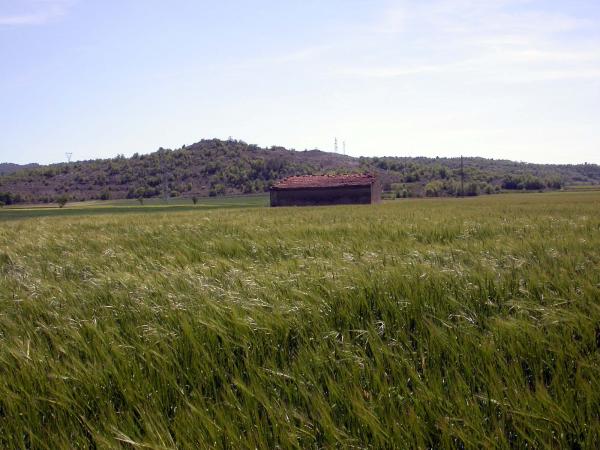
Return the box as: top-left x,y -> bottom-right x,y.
0,162 -> 39,176
1,138 -> 599,204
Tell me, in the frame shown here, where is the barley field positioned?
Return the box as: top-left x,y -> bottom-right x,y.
1,192 -> 599,449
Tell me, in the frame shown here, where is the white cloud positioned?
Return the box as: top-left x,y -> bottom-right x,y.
0,0 -> 73,26
337,0 -> 600,84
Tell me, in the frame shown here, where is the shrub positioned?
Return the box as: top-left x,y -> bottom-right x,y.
56,195 -> 68,208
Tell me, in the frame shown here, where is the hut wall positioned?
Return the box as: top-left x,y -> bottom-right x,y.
371,179 -> 382,204
270,185 -> 374,207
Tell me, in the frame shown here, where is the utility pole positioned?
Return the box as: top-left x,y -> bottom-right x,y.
334,137 -> 338,153
161,152 -> 168,203
343,141 -> 346,155
460,155 -> 465,197
65,152 -> 73,163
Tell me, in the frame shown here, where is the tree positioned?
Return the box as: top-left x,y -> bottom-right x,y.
56,195 -> 68,208
0,201 -> 4,208
502,175 -> 523,190
466,182 -> 479,196
425,181 -> 443,197
545,177 -> 563,190
137,197 -> 144,205
524,176 -> 544,190
0,192 -> 14,205
192,196 -> 198,205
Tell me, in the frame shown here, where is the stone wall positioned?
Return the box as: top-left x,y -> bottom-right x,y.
270,185 -> 375,207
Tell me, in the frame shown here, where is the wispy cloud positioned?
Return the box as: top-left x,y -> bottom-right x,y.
337,64 -> 447,78
0,0 -> 73,26
337,0 -> 600,83
240,44 -> 335,69
337,58 -> 600,84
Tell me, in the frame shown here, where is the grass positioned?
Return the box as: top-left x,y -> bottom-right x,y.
1,191 -> 599,448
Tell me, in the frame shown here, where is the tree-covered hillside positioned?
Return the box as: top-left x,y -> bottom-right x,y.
1,138 -> 599,204
0,163 -> 39,176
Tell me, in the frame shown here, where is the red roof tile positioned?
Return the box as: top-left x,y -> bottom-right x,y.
271,173 -> 376,190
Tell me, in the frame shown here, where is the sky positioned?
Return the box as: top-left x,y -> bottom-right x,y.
1,0 -> 599,165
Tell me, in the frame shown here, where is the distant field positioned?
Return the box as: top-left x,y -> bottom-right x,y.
1,192 -> 599,448
0,194 -> 268,221
564,184 -> 600,191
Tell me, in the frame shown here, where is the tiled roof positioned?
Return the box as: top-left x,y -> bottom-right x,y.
271,174 -> 376,190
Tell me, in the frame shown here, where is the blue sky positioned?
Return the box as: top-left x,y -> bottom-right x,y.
1,0 -> 599,165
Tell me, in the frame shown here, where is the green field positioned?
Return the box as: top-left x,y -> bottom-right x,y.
0,194 -> 268,222
1,192 -> 599,448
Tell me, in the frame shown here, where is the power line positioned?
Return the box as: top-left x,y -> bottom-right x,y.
460,155 -> 464,197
